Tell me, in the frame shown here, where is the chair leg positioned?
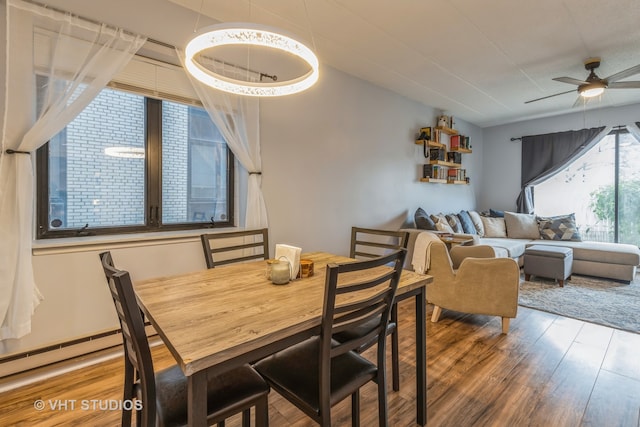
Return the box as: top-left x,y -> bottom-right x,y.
241,408 -> 250,427
431,305 -> 442,322
391,308 -> 400,392
501,317 -> 510,334
377,370 -> 388,427
218,420 -> 226,427
351,391 -> 360,427
255,395 -> 269,427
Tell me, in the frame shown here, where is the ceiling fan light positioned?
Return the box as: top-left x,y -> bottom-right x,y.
185,23 -> 319,97
579,83 -> 606,98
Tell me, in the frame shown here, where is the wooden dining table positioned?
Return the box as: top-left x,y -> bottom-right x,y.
134,251 -> 432,426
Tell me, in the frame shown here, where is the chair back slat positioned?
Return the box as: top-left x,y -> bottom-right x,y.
201,228 -> 269,268
350,227 -> 409,260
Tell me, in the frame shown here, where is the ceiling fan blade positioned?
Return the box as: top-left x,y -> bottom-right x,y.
604,64 -> 640,82
607,81 -> 640,89
552,77 -> 588,85
525,89 -> 576,104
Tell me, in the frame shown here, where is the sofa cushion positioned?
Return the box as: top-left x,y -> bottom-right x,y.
504,211 -> 540,239
481,216 -> 507,238
457,210 -> 477,235
538,213 -> 581,241
489,208 -> 505,218
446,214 -> 464,233
415,208 -> 436,230
480,237 -> 530,258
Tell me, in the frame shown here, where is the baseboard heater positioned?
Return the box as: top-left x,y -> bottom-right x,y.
0,324 -> 155,379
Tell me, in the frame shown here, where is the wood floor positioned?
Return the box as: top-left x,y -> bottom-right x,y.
1,300 -> 639,427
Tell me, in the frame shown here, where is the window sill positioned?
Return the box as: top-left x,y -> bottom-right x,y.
32,227 -> 240,256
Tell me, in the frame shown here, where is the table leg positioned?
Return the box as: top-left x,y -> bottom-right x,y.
188,372 -> 207,427
416,288 -> 427,426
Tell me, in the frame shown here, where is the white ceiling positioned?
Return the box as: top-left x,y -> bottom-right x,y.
40,0 -> 640,128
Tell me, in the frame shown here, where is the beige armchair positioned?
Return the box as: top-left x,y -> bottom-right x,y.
421,233 -> 520,334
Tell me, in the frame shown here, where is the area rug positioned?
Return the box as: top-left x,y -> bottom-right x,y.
518,274 -> 640,334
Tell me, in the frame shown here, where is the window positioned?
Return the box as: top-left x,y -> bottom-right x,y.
535,127 -> 640,246
36,87 -> 234,238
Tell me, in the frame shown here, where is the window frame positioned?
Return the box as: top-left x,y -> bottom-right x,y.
36,95 -> 235,239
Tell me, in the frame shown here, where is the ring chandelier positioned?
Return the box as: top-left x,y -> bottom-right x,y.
185,23 -> 319,97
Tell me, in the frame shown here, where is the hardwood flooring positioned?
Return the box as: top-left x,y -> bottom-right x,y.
1,300 -> 639,426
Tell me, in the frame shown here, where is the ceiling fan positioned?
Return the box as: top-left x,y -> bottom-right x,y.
525,57 -> 640,104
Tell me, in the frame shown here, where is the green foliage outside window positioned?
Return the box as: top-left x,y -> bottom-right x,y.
589,180 -> 640,245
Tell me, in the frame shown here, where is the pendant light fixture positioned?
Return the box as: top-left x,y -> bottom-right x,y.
185,21 -> 319,97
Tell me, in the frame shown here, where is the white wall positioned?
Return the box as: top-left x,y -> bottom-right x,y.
479,103 -> 640,212
1,63 -> 483,357
260,65 -> 484,255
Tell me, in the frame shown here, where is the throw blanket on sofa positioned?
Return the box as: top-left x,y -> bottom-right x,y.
412,232 -> 442,274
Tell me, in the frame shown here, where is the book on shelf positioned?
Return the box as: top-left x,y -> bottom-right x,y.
450,134 -> 461,150
433,128 -> 441,143
446,168 -> 467,182
423,164 -> 446,180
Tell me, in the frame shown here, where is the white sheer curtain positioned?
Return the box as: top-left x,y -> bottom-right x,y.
0,0 -> 145,339
176,48 -> 268,230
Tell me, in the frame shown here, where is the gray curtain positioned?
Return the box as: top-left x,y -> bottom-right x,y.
516,126 -> 607,213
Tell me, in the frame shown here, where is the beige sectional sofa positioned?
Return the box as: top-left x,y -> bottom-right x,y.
404,209 -> 640,283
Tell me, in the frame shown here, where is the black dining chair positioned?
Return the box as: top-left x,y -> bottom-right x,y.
255,249 -> 406,427
99,252 -> 270,427
201,228 -> 269,269
340,227 -> 409,392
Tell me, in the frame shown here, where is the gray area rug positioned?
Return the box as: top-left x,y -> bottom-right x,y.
518,274 -> 640,334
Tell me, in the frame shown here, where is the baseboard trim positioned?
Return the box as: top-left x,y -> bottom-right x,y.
0,333 -> 162,393
0,325 -> 156,380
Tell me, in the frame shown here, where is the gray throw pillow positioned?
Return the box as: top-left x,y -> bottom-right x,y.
414,207 -> 436,230
538,213 -> 582,241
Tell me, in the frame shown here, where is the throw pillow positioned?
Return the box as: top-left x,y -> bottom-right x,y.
446,214 -> 464,233
430,213 -> 454,233
481,216 -> 507,238
435,221 -> 454,233
468,210 -> 485,237
457,210 -> 477,234
504,211 -> 540,239
538,213 -> 582,241
489,208 -> 505,218
414,208 -> 436,230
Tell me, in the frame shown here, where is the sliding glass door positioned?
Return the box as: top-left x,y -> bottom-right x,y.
535,127 -> 640,246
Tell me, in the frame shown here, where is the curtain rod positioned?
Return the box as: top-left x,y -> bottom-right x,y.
146,38 -> 277,82
512,125 -> 627,142
19,0 -> 276,81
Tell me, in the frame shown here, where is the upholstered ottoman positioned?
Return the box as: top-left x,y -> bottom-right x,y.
524,245 -> 573,287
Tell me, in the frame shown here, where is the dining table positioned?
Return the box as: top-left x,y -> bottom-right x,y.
133,251 -> 432,426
